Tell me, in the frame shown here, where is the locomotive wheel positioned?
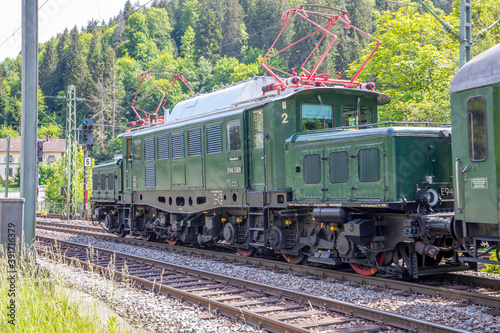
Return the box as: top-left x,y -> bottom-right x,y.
350,252 -> 386,276
165,238 -> 177,245
236,247 -> 255,257
282,253 -> 305,264
116,231 -> 128,238
140,232 -> 155,241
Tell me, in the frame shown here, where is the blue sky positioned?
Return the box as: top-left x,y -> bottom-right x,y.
0,0 -> 150,61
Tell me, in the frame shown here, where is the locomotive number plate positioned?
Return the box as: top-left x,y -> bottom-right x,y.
439,185 -> 454,199
227,165 -> 242,174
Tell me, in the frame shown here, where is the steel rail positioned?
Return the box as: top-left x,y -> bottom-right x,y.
36,235 -> 470,333
36,221 -> 500,309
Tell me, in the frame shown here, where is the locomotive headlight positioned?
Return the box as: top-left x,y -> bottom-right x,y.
415,188 -> 440,208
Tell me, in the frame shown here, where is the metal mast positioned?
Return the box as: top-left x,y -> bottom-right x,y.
21,0 -> 38,248
63,85 -> 78,219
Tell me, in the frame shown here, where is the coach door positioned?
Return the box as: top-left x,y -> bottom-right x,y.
249,109 -> 265,190
454,92 -> 497,224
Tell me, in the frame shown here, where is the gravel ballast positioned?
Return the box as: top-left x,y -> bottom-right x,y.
37,228 -> 500,332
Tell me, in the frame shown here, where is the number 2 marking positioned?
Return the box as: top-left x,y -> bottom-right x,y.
282,113 -> 288,123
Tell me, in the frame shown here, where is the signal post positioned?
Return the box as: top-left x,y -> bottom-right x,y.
82,118 -> 94,220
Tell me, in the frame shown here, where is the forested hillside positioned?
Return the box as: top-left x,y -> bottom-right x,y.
0,0 -> 499,163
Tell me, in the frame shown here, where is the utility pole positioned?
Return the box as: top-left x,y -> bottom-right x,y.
63,85 -> 78,219
5,136 -> 10,197
459,0 -> 472,67
21,0 -> 38,249
418,0 -> 499,67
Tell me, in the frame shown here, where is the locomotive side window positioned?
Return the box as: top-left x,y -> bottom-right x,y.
226,120 -> 241,151
329,151 -> 349,183
127,138 -> 132,160
172,132 -> 185,159
301,103 -> 333,130
358,148 -> 380,182
107,173 -> 114,190
303,154 -> 321,184
132,140 -> 142,161
342,105 -> 372,127
100,174 -> 106,190
92,174 -> 99,191
206,123 -> 222,154
144,137 -> 155,161
253,110 -> 264,148
467,96 -> 488,162
157,134 -> 169,159
187,128 -> 202,156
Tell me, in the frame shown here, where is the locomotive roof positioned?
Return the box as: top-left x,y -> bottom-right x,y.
287,126 -> 451,145
120,76 -> 391,138
166,76 -> 284,122
450,43 -> 500,93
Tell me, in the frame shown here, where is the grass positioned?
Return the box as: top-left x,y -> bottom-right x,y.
0,245 -> 122,332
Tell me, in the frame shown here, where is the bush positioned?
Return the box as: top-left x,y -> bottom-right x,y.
482,250 -> 500,274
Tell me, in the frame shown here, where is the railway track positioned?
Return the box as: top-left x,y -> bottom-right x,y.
36,220 -> 500,309
36,235 -> 473,333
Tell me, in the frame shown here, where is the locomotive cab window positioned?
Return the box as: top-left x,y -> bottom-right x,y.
132,140 -> 142,162
342,105 -> 372,127
253,110 -> 264,148
226,120 -> 241,151
301,103 -> 333,130
468,96 -> 488,162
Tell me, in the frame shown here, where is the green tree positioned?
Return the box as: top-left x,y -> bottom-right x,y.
145,7 -> 174,51
348,6 -> 457,122
45,145 -> 91,203
38,124 -> 63,139
0,125 -> 20,138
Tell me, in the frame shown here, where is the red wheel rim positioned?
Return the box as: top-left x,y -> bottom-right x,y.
350,252 -> 385,276
236,247 -> 255,257
165,238 -> 177,245
282,253 -> 304,264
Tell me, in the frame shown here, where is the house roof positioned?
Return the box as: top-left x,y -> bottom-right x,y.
0,138 -> 66,153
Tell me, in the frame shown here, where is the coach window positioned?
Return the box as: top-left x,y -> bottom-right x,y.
253,110 -> 264,148
226,120 -> 241,151
468,96 -> 488,162
133,140 -> 142,161
342,105 -> 372,127
301,103 -> 333,130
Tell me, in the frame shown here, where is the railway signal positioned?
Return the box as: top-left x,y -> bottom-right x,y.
82,118 -> 94,151
37,141 -> 44,162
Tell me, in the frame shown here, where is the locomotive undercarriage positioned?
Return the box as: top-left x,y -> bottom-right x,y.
93,199 -> 469,278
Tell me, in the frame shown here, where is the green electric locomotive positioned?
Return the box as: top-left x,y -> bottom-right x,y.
91,74 -> 463,278
91,6 -> 500,278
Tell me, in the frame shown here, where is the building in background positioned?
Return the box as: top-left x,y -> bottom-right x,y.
0,136 -> 66,179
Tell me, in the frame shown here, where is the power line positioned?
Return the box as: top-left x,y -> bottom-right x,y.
0,0 -> 51,51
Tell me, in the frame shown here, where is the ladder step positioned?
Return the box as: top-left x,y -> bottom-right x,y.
249,242 -> 266,247
249,211 -> 264,216
249,227 -> 264,231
